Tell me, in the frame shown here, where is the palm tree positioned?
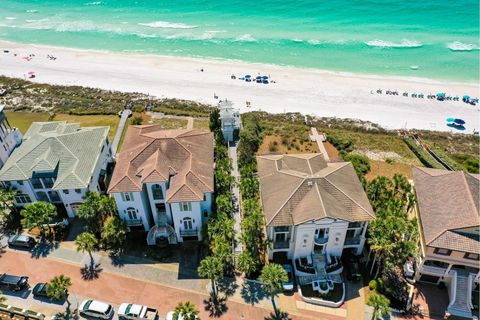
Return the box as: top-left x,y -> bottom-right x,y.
259,264 -> 288,318
367,292 -> 390,320
101,216 -> 127,253
47,274 -> 72,301
75,232 -> 98,267
0,189 -> 16,231
198,256 -> 223,301
21,201 -> 57,236
172,301 -> 198,320
237,251 -> 257,278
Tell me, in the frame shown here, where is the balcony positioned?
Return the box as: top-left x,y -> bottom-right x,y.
125,217 -> 143,226
273,241 -> 290,250
344,237 -> 362,246
420,265 -> 448,276
314,236 -> 328,245
179,228 -> 198,237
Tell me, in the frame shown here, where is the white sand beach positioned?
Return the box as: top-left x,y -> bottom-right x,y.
0,40 -> 478,133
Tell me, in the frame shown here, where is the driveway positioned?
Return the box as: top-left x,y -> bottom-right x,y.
0,250 -> 320,320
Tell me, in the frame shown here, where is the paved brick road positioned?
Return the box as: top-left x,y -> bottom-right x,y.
1,250 -> 322,320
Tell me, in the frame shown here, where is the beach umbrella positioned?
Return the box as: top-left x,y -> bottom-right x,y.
436,93 -> 445,98
454,118 -> 465,125
28,71 -> 35,74
463,95 -> 470,100
256,76 -> 262,80
262,76 -> 269,79
245,75 -> 251,78
446,117 -> 455,123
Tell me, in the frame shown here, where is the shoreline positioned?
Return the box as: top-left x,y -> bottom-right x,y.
1,39 -> 476,87
0,40 -> 478,133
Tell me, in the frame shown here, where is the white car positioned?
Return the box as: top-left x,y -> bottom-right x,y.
118,303 -> 158,320
79,300 -> 114,319
282,264 -> 294,291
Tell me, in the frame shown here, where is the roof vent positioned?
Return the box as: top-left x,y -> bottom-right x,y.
307,180 -> 313,187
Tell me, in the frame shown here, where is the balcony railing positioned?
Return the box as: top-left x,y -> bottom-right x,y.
179,228 -> 198,237
273,241 -> 290,249
420,265 -> 448,276
344,237 -> 362,246
125,218 -> 143,226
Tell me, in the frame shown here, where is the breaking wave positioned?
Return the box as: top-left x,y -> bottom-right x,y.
138,21 -> 197,29
235,34 -> 256,42
365,39 -> 423,48
447,41 -> 478,51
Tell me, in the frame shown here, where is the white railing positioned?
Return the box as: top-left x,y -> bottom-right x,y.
297,283 -> 345,308
467,273 -> 475,310
447,270 -> 457,309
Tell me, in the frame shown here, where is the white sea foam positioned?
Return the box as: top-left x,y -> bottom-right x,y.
5,17 -> 17,20
138,21 -> 197,29
291,38 -> 303,43
307,39 -> 320,45
84,1 -> 104,5
235,34 -> 256,42
365,39 -> 423,48
447,41 -> 478,51
26,10 -> 38,13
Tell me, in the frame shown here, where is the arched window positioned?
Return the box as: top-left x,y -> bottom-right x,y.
183,217 -> 193,230
126,207 -> 137,220
152,184 -> 163,200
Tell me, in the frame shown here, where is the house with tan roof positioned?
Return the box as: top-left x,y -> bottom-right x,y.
412,167 -> 479,319
257,153 -> 374,306
0,121 -> 112,218
108,125 -> 214,245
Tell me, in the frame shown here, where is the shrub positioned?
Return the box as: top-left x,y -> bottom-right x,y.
327,134 -> 353,154
268,141 -> 278,152
130,116 -> 143,125
369,279 -> 378,291
344,153 -> 371,176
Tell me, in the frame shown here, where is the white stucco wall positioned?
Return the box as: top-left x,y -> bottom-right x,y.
170,201 -> 203,242
112,191 -> 152,231
87,139 -> 112,193
144,182 -> 170,225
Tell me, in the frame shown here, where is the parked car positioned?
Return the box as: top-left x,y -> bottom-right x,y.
118,303 -> 158,320
8,234 -> 36,249
0,273 -> 29,291
79,300 -> 114,319
32,282 -> 49,297
166,312 -> 198,320
282,264 -> 294,291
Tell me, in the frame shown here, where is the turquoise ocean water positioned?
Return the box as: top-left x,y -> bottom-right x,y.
0,0 -> 479,82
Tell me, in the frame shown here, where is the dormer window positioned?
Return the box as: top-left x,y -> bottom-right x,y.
152,184 -> 163,200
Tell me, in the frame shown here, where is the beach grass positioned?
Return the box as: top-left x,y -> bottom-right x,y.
53,114 -> 120,141
151,118 -> 188,130
192,118 -> 210,131
366,160 -> 413,180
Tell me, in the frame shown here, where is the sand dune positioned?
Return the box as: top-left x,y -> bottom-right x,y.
0,40 -> 478,133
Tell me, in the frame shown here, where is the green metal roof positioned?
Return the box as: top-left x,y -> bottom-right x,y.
0,121 -> 109,189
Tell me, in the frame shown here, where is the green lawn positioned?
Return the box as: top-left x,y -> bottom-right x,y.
6,111 -> 50,134
151,118 -> 188,130
193,117 -> 210,131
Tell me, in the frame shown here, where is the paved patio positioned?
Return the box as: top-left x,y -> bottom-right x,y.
411,282 -> 449,319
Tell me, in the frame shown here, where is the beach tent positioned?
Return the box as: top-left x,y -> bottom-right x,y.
262,76 -> 269,79
446,117 -> 455,123
454,119 -> 465,125
463,95 -> 470,100
245,75 -> 251,78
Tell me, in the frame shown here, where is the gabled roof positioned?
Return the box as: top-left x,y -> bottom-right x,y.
412,167 -> 479,253
0,122 -> 109,189
108,125 -> 213,203
257,153 -> 375,226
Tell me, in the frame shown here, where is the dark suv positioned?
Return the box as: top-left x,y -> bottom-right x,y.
8,234 -> 36,249
0,273 -> 29,291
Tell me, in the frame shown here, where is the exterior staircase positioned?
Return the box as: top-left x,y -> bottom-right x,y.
146,214 -> 178,245
448,273 -> 472,319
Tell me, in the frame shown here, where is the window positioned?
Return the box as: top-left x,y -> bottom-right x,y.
17,180 -> 24,185
32,178 -> 43,189
180,202 -> 192,211
348,222 -> 362,229
126,207 -> 137,220
121,192 -> 134,202
3,181 -> 11,188
183,217 -> 193,230
63,189 -> 69,194
15,193 -> 31,204
36,191 -> 49,202
273,226 -> 291,244
203,211 -> 209,218
274,226 -> 289,232
152,184 -> 163,200
42,177 -> 54,188
75,189 -> 82,194
434,248 -> 452,256
464,253 -> 480,260
423,260 -> 449,269
315,228 -> 329,239
48,191 -> 61,202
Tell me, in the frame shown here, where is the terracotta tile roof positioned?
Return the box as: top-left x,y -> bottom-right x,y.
412,167 -> 480,253
108,125 -> 213,203
257,154 -> 375,226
